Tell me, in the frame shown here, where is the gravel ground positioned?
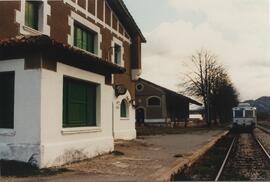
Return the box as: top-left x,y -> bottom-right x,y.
254,128 -> 270,154
0,128 -> 226,182
221,133 -> 270,181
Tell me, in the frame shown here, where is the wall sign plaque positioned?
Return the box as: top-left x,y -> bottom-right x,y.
115,84 -> 127,97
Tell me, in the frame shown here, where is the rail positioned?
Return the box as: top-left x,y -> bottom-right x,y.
255,136 -> 270,160
215,136 -> 236,181
215,133 -> 270,181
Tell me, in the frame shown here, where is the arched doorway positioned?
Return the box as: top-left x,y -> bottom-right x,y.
136,108 -> 145,124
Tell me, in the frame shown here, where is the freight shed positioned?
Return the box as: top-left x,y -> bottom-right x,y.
135,78 -> 201,125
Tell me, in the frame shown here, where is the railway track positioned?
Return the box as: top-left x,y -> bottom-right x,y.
257,124 -> 270,134
215,133 -> 270,181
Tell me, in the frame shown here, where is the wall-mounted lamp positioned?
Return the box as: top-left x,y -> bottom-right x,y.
130,99 -> 136,108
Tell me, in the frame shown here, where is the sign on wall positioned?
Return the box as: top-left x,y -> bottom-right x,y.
114,84 -> 127,97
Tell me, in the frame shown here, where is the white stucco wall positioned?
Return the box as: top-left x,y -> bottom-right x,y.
113,91 -> 136,140
0,60 -> 115,168
0,59 -> 42,166
39,63 -> 114,168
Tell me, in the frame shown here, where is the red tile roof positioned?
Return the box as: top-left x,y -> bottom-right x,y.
0,35 -> 126,74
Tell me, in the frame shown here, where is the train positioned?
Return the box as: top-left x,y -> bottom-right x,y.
232,103 -> 257,130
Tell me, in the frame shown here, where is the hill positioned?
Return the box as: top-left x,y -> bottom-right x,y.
244,96 -> 270,113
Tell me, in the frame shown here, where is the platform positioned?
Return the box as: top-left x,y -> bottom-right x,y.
2,127 -> 228,182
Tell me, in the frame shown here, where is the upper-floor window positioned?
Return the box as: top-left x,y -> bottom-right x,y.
74,23 -> 97,54
0,72 -> 15,129
114,43 -> 121,65
25,1 -> 42,31
147,96 -> 161,107
111,37 -> 123,66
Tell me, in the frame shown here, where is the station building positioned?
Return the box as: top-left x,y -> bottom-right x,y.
0,0 -> 145,168
135,78 -> 201,125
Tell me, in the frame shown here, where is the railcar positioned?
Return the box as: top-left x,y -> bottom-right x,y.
232,103 -> 257,130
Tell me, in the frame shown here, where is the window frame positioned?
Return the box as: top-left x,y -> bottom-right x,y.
114,43 -> 122,65
24,1 -> 42,31
63,76 -> 98,128
245,110 -> 254,118
111,37 -> 124,67
147,96 -> 161,107
136,83 -> 144,92
234,109 -> 244,118
0,71 -> 15,129
73,22 -> 97,54
120,99 -> 129,119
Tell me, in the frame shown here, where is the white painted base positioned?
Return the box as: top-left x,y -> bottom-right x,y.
0,143 -> 41,166
40,137 -> 114,168
114,129 -> 136,140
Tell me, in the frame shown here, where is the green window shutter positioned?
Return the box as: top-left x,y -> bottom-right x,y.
25,1 -> 29,26
63,77 -> 97,128
120,100 -> 127,118
0,72 -> 15,129
87,85 -> 96,126
114,44 -> 121,64
74,26 -> 83,49
74,26 -> 77,47
74,23 -> 96,54
82,31 -> 87,50
25,1 -> 39,30
67,82 -> 88,124
88,33 -> 95,53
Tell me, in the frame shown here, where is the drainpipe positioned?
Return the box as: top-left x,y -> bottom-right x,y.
112,102 -> 115,138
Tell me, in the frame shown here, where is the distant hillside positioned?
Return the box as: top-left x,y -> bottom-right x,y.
244,96 -> 270,113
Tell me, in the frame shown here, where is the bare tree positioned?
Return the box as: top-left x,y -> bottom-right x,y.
181,49 -> 238,126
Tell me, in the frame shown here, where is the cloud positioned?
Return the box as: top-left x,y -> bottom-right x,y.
141,0 -> 270,100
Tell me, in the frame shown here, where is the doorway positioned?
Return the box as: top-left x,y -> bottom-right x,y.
136,108 -> 145,124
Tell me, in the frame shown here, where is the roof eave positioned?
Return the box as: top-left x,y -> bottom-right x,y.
107,0 -> 146,43
0,35 -> 126,75
139,78 -> 202,106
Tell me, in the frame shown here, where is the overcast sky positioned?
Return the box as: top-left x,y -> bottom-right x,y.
124,0 -> 270,101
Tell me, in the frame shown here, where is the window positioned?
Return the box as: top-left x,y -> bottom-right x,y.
136,83 -> 144,92
114,43 -> 121,65
120,100 -> 128,118
25,1 -> 41,30
74,23 -> 96,54
147,97 -> 161,107
63,77 -> 97,128
245,110 -> 253,118
234,109 -> 243,118
0,72 -> 15,129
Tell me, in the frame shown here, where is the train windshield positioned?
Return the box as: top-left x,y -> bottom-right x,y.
234,109 -> 243,118
245,110 -> 253,118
